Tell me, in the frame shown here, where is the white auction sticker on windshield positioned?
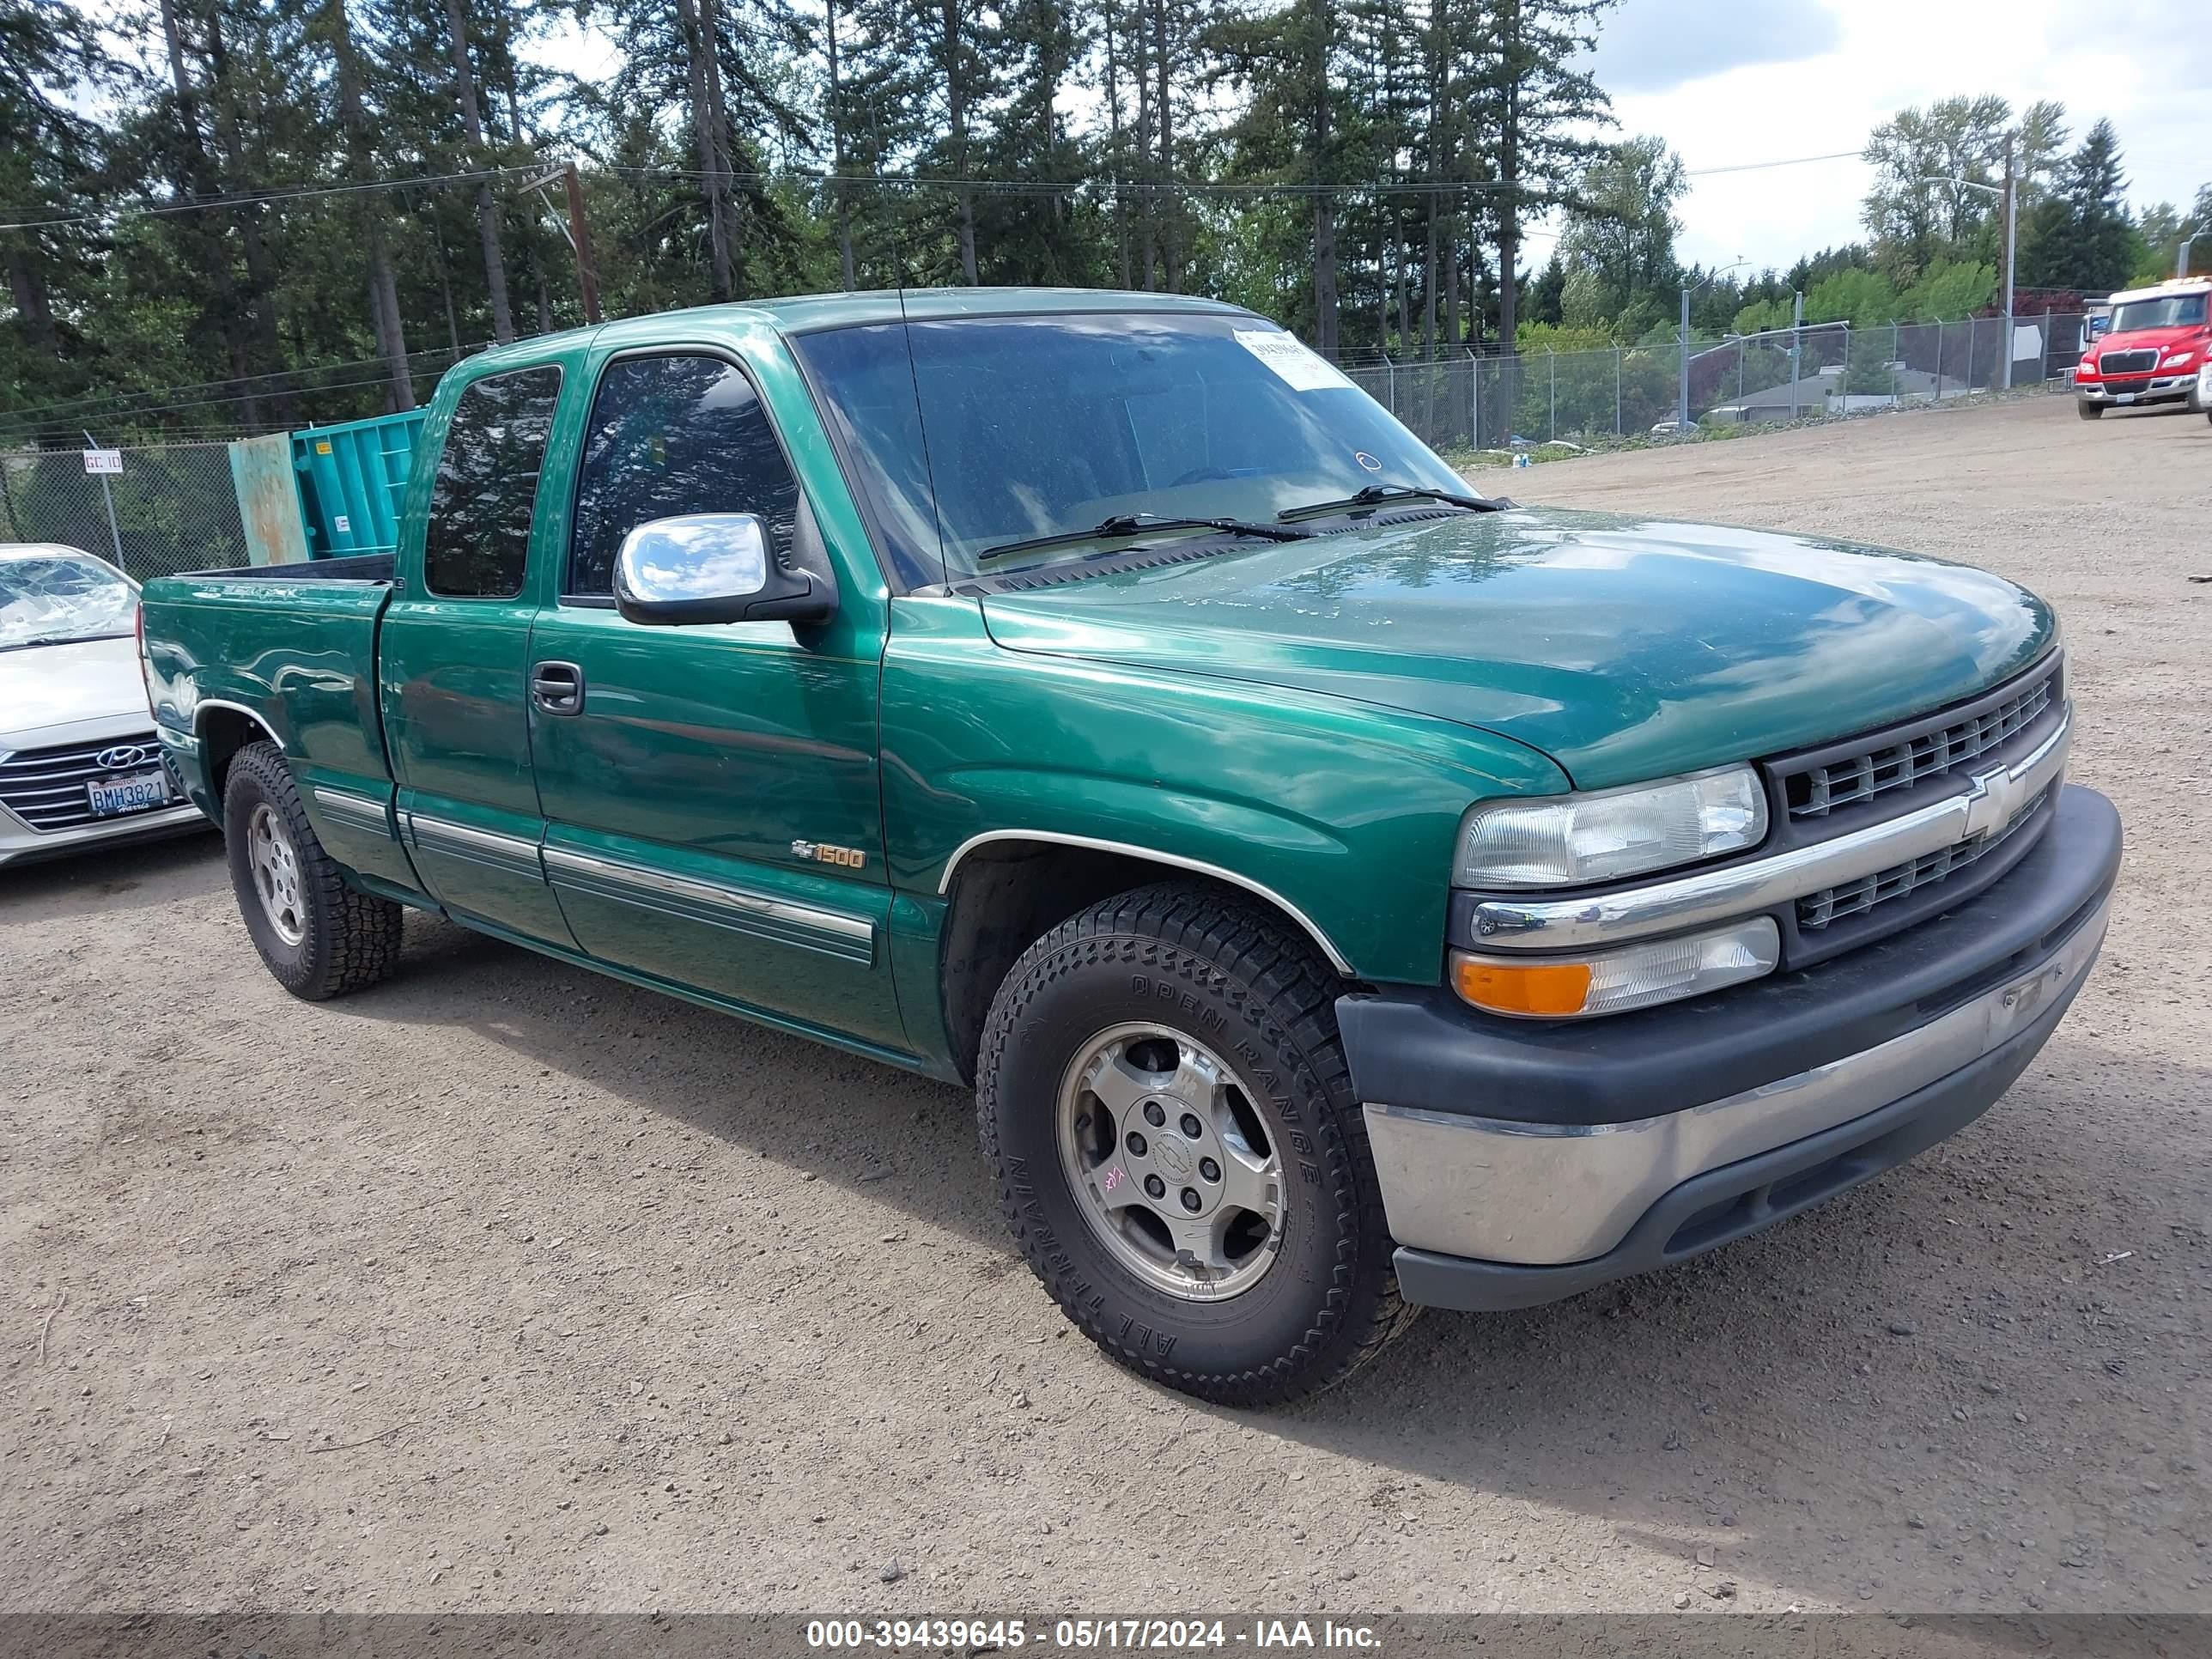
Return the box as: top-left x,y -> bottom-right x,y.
1234,329 -> 1354,392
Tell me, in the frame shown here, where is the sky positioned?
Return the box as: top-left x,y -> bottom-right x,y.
1593,0 -> 2212,275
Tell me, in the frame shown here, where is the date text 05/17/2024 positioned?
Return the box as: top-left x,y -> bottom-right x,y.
804,1618 -> 1383,1650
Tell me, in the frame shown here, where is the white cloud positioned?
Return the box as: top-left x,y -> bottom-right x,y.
1590,0 -> 1842,94
1591,0 -> 2211,273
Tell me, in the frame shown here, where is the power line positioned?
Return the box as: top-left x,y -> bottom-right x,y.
0,344 -> 476,428
1686,149 -> 1863,178
5,145 -> 1880,233
0,166 -> 537,233
0,371 -> 432,434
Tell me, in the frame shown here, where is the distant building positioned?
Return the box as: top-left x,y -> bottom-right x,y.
1704,362 -> 1978,424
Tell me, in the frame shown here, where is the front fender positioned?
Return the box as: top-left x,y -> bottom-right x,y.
880,596 -> 1567,985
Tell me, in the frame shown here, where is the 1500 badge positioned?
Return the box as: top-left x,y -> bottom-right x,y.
792,839 -> 867,870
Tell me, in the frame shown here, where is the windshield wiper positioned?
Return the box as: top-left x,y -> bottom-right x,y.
975,513 -> 1310,566
1276,483 -> 1505,524
1,630 -> 130,653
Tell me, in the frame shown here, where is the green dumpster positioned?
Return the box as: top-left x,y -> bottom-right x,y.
292,410 -> 425,559
228,409 -> 428,566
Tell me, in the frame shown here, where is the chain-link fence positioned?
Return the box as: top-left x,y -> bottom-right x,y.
0,441 -> 249,582
0,313 -> 2099,578
1338,313 -> 2093,453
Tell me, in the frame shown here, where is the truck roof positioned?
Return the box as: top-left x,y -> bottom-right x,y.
2106,276 -> 2211,305
465,287 -> 1261,371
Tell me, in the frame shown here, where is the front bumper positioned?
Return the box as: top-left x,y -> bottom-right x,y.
0,719 -> 213,869
0,797 -> 210,868
1343,783 -> 2119,1311
2076,374 -> 2193,405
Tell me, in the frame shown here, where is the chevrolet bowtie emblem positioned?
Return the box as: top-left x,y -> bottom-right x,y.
1960,759 -> 2027,840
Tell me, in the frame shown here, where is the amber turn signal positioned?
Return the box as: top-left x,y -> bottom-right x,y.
1453,956 -> 1595,1017
1450,919 -> 1782,1020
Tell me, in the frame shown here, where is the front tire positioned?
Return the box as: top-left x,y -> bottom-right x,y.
222,741 -> 403,1000
978,884 -> 1414,1407
2076,399 -> 2104,420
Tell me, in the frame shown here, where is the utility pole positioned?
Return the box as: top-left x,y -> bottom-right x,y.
1677,287 -> 1692,429
520,163 -> 603,325
561,164 -> 603,325
2000,132 -> 2016,392
1919,167 -> 2014,389
1789,290 -> 1803,421
1678,258 -> 1747,428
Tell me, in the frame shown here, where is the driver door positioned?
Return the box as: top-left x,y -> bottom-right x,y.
524,346 -> 904,1051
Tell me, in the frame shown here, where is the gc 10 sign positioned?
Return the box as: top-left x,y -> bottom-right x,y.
82,448 -> 124,475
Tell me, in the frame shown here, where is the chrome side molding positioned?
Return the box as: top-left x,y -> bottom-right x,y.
310,785 -> 394,840
543,845 -> 875,963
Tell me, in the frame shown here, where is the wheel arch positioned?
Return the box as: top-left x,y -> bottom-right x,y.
934,833 -> 1356,1086
195,700 -> 283,801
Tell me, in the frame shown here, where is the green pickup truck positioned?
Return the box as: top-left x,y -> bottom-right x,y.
141,289 -> 2119,1407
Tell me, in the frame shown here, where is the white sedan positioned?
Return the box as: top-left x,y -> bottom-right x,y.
1,544 -> 210,867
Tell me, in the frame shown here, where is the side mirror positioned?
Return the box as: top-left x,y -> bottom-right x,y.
612,513 -> 836,627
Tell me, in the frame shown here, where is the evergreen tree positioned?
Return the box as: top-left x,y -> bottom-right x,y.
0,0 -> 110,399
1468,0 -> 1612,357
2018,118 -> 2133,295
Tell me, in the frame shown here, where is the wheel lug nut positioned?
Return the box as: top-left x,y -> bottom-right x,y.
1199,1157 -> 1221,1182
1126,1131 -> 1148,1157
1144,1174 -> 1166,1200
1143,1103 -> 1166,1128
1179,1113 -> 1203,1139
1180,1188 -> 1202,1212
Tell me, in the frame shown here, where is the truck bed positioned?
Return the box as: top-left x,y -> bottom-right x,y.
141,560 -> 399,812
177,553 -> 395,583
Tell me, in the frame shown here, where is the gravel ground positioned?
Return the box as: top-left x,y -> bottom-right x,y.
2,392 -> 2207,1620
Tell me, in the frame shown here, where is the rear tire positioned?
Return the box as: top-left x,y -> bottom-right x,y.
222,741 -> 403,1000
977,882 -> 1415,1407
2076,399 -> 2104,420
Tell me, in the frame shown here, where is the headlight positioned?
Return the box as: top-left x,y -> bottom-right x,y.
1454,766 -> 1767,889
2162,349 -> 2197,368
1451,918 -> 1780,1019
2076,359 -> 2098,377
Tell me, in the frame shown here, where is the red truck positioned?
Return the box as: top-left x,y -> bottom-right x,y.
2073,277 -> 2211,417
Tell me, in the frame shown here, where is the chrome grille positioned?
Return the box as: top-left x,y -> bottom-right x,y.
0,732 -> 167,831
1799,787 -> 2051,930
1783,667 -> 2056,820
2097,349 -> 2156,374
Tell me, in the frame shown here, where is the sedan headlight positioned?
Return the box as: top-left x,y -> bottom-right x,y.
1454,766 -> 1767,889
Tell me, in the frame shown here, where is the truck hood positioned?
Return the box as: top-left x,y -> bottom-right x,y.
0,635 -> 152,750
977,507 -> 2056,791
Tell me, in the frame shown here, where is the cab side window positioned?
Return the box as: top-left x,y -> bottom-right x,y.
422,366 -> 563,598
567,354 -> 801,599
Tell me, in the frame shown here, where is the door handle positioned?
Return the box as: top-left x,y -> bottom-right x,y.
530,660 -> 585,715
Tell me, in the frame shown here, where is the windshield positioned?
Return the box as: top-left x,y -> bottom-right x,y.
2110,294 -> 2208,332
0,551 -> 137,651
793,312 -> 1472,583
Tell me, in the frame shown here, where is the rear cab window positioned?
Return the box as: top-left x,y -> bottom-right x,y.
423,365 -> 565,598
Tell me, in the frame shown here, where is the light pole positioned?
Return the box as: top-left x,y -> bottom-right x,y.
1678,258 -> 1747,428
1919,161 -> 2014,388
2181,224 -> 2203,280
